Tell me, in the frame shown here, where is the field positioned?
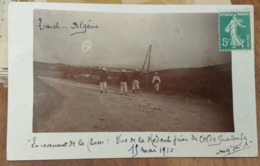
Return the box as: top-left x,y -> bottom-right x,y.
33,61 -> 234,132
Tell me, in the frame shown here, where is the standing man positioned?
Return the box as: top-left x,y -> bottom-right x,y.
152,72 -> 161,94
118,69 -> 129,95
131,69 -> 141,93
99,68 -> 108,93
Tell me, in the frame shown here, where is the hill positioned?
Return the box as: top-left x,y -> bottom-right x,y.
34,61 -> 232,105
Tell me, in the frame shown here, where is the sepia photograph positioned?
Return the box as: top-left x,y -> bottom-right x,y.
33,10 -> 234,132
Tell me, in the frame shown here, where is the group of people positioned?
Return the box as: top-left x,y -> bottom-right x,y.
98,68 -> 161,95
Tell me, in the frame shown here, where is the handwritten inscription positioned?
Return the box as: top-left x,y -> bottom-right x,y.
28,136 -> 105,153
37,18 -> 62,30
195,133 -> 251,156
37,18 -> 100,36
27,132 -> 252,157
215,143 -> 250,156
70,21 -> 99,36
214,134 -> 251,156
128,144 -> 174,157
29,137 -> 77,148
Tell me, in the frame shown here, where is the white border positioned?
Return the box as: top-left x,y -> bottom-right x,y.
7,3 -> 257,160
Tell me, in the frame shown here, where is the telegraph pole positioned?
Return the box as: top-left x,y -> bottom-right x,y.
142,45 -> 152,89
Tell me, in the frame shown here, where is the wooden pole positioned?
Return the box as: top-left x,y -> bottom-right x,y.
141,45 -> 150,73
145,45 -> 152,88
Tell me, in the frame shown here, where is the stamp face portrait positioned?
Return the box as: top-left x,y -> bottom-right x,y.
219,12 -> 251,51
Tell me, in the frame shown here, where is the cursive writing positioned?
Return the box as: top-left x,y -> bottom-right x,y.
37,18 -> 63,30
26,132 -> 252,158
128,144 -> 174,158
36,18 -> 100,36
216,141 -> 250,156
29,137 -> 76,148
70,20 -> 100,36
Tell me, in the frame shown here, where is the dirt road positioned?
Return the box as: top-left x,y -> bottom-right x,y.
33,76 -> 234,132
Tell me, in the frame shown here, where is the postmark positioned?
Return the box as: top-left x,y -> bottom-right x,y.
219,12 -> 251,51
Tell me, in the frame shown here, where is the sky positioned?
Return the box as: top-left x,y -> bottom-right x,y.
34,10 -> 231,71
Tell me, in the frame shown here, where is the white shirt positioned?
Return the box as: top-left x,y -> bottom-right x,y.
152,75 -> 161,84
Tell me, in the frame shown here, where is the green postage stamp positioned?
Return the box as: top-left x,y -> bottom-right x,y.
219,12 -> 251,51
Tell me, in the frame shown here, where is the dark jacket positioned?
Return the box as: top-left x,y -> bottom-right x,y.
118,73 -> 129,83
131,72 -> 141,81
99,71 -> 108,82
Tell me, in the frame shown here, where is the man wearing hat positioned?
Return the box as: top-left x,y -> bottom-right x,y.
131,69 -> 141,93
118,69 -> 130,95
152,72 -> 161,94
99,68 -> 108,93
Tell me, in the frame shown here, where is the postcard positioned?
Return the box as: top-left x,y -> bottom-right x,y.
7,2 -> 257,160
